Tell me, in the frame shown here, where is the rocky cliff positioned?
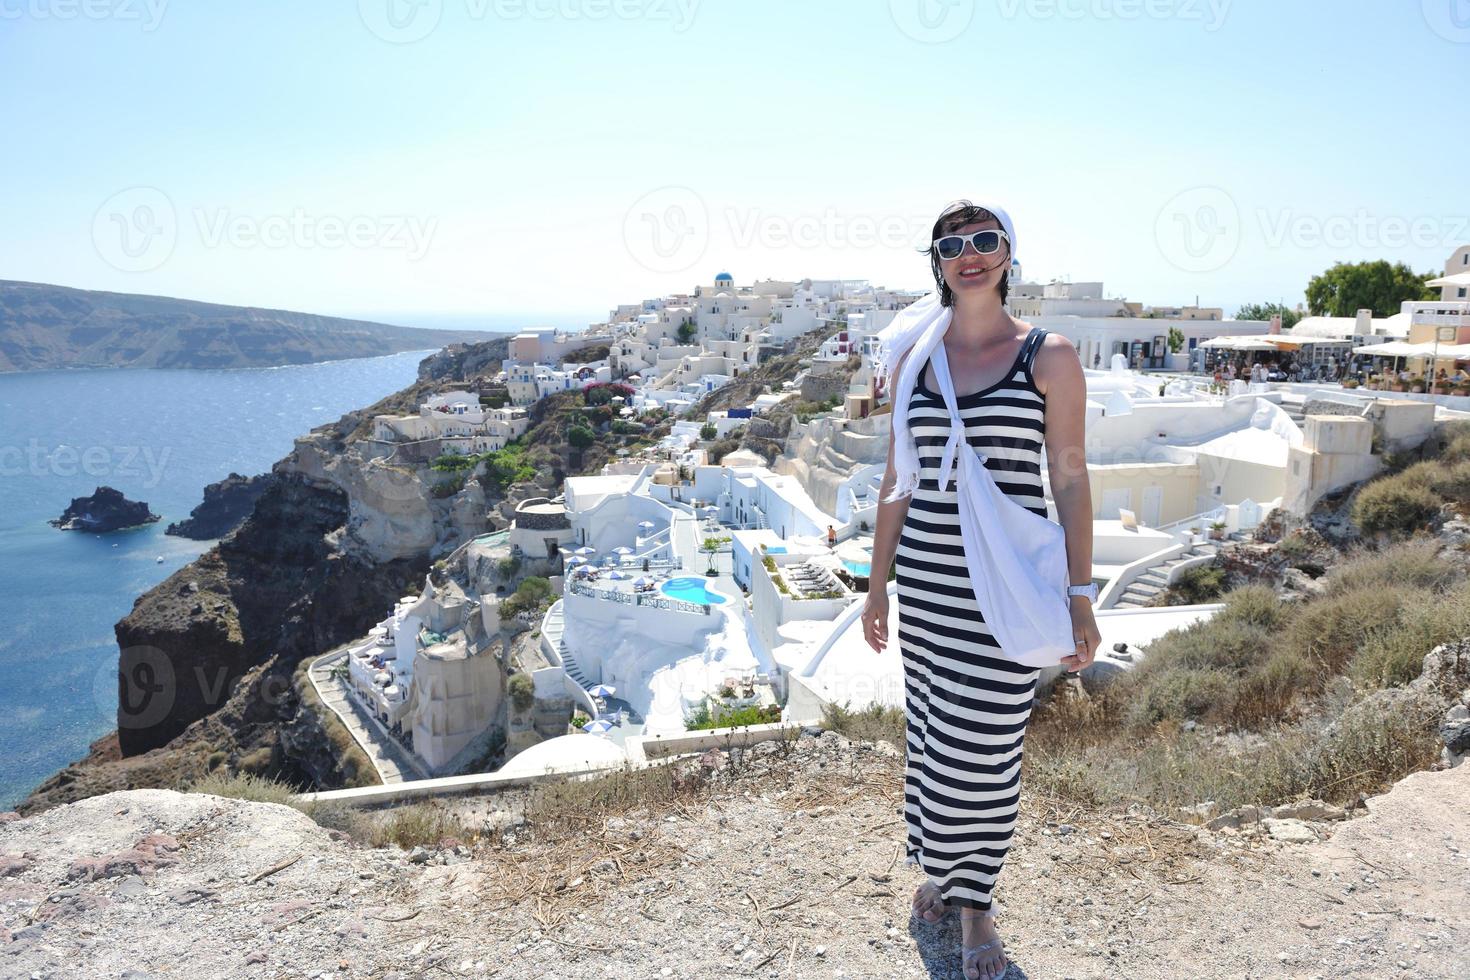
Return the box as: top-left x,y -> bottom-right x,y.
164,472 -> 273,540
0,279 -> 499,372
17,340 -> 516,814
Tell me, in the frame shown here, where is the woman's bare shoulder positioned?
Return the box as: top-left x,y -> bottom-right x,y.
1032,332 -> 1083,396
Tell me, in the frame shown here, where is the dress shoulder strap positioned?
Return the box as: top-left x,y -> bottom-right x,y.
1020,325 -> 1048,374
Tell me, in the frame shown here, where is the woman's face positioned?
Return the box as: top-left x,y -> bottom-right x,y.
936,216 -> 1009,300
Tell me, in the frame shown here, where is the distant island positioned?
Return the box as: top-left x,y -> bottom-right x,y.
50,486 -> 160,532
0,279 -> 503,372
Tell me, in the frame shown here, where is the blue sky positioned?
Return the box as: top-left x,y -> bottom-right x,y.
2,0 -> 1465,328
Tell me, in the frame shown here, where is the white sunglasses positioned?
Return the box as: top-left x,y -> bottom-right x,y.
932,229 -> 1010,260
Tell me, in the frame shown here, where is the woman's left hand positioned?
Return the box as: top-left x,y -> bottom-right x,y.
1060,597 -> 1101,674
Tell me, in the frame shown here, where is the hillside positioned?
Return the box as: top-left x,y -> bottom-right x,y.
1,726 -> 1466,978
0,280 -> 501,372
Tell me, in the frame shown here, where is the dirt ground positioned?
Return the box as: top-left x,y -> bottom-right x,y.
2,730 -> 1466,979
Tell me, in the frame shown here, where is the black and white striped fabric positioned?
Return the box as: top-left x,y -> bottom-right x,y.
894,324 -> 1049,912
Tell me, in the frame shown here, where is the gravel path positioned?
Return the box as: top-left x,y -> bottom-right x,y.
2,731 -> 1466,978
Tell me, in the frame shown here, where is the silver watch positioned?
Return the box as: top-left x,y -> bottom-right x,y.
1066,582 -> 1098,602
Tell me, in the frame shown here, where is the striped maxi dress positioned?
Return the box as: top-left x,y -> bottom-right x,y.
893,324 -> 1051,912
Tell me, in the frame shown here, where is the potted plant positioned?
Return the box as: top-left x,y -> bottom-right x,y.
1410,380 -> 1426,393
1341,378 -> 1359,389
1209,520 -> 1227,540
1188,524 -> 1203,544
1454,384 -> 1470,397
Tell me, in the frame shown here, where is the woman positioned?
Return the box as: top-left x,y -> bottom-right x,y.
861,201 -> 1099,980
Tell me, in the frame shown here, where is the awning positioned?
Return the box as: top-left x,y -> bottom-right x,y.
1353,340 -> 1470,358
1197,336 -> 1280,350
1425,271 -> 1470,288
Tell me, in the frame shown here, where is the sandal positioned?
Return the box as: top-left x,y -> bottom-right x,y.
911,880 -> 948,922
960,907 -> 1008,980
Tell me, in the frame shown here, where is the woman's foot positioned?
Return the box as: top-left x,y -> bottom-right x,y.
960,908 -> 1008,980
911,880 -> 946,923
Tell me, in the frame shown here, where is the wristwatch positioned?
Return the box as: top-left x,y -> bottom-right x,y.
1066,582 -> 1098,602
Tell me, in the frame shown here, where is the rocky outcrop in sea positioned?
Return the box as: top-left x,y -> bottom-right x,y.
48,486 -> 159,532
164,472 -> 273,540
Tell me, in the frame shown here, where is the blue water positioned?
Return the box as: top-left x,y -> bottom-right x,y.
0,351 -> 431,809
842,559 -> 872,577
660,576 -> 727,605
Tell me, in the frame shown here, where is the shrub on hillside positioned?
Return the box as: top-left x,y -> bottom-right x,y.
1351,472 -> 1443,538
1163,564 -> 1226,604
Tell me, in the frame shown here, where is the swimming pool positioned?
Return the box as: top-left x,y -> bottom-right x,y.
842,559 -> 871,576
660,576 -> 727,605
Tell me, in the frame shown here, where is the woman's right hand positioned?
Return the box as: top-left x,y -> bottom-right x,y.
861,591 -> 890,653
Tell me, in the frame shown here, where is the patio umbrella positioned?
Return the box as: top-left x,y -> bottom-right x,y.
574,546 -> 597,556
565,554 -> 587,566
582,718 -> 615,733
589,684 -> 617,698
612,546 -> 634,556
637,520 -> 656,531
633,576 -> 653,589
607,570 -> 627,580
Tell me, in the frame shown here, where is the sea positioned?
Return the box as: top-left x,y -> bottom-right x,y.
0,348 -> 445,808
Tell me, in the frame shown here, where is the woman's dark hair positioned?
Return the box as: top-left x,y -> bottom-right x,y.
923,199 -> 1009,308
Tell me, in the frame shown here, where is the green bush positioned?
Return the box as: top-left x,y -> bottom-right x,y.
1350,580 -> 1470,689
508,671 -> 536,712
1280,585 -> 1407,679
1322,538 -> 1460,597
1351,474 -> 1441,537
501,576 -> 553,618
1165,564 -> 1226,604
1123,666 -> 1235,728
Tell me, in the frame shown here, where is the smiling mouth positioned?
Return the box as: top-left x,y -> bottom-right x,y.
958,265 -> 987,278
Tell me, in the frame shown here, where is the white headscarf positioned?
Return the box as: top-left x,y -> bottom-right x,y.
873,201 -> 1018,503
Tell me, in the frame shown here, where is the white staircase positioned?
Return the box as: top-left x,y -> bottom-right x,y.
1111,531 -> 1247,608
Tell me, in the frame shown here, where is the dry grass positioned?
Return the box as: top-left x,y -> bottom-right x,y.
1025,537 -> 1469,816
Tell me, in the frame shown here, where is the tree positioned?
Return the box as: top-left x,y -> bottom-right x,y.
677,320 -> 698,344
699,423 -> 718,441
1166,326 -> 1185,353
1235,302 -> 1302,330
1304,260 -> 1438,318
567,424 -> 595,449
701,535 -> 731,574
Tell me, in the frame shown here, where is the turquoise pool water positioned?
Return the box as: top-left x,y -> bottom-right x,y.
842,559 -> 871,576
765,545 -> 787,554
660,576 -> 727,605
